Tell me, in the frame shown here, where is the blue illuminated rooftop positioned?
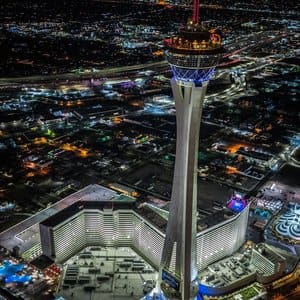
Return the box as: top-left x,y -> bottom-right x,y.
0,261 -> 32,284
227,194 -> 247,213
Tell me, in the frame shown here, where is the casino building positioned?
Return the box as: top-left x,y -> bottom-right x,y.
0,185 -> 249,274
40,196 -> 248,270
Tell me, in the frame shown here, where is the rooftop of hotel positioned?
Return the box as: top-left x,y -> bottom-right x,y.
137,202 -> 245,234
41,199 -> 136,228
0,185 -> 118,252
0,184 -> 249,256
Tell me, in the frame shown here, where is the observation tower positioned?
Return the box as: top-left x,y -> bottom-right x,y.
159,1 -> 224,299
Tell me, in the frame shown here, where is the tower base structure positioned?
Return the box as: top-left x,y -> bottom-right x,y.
141,288 -> 168,300
142,288 -> 204,300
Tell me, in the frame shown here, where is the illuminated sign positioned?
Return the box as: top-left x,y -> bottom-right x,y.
227,193 -> 247,213
162,269 -> 180,291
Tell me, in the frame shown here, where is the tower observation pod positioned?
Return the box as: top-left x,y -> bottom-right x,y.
158,1 -> 224,299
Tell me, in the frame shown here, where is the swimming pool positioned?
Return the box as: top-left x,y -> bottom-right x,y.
0,260 -> 31,284
5,274 -> 32,284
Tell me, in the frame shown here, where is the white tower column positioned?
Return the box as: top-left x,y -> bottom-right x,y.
160,80 -> 208,300
150,5 -> 224,299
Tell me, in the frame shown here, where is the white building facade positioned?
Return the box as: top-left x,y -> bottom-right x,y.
40,203 -> 249,271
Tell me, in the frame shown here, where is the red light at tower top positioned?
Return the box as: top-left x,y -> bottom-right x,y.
192,0 -> 200,24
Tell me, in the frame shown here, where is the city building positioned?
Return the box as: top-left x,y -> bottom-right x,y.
0,184 -> 248,273
158,0 -> 224,299
251,243 -> 286,283
0,0 -> 300,299
38,196 -> 248,269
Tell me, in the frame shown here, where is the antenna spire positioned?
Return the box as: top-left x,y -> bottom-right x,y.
192,0 -> 200,24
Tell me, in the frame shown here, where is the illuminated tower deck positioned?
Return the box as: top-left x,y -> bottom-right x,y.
159,1 -> 224,299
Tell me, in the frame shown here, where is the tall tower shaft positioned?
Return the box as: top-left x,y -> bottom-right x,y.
159,2 -> 224,299
160,80 -> 207,300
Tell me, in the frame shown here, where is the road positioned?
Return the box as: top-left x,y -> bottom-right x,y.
0,60 -> 168,87
0,28 -> 290,88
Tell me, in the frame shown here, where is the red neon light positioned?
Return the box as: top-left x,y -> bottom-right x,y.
192,0 -> 200,24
